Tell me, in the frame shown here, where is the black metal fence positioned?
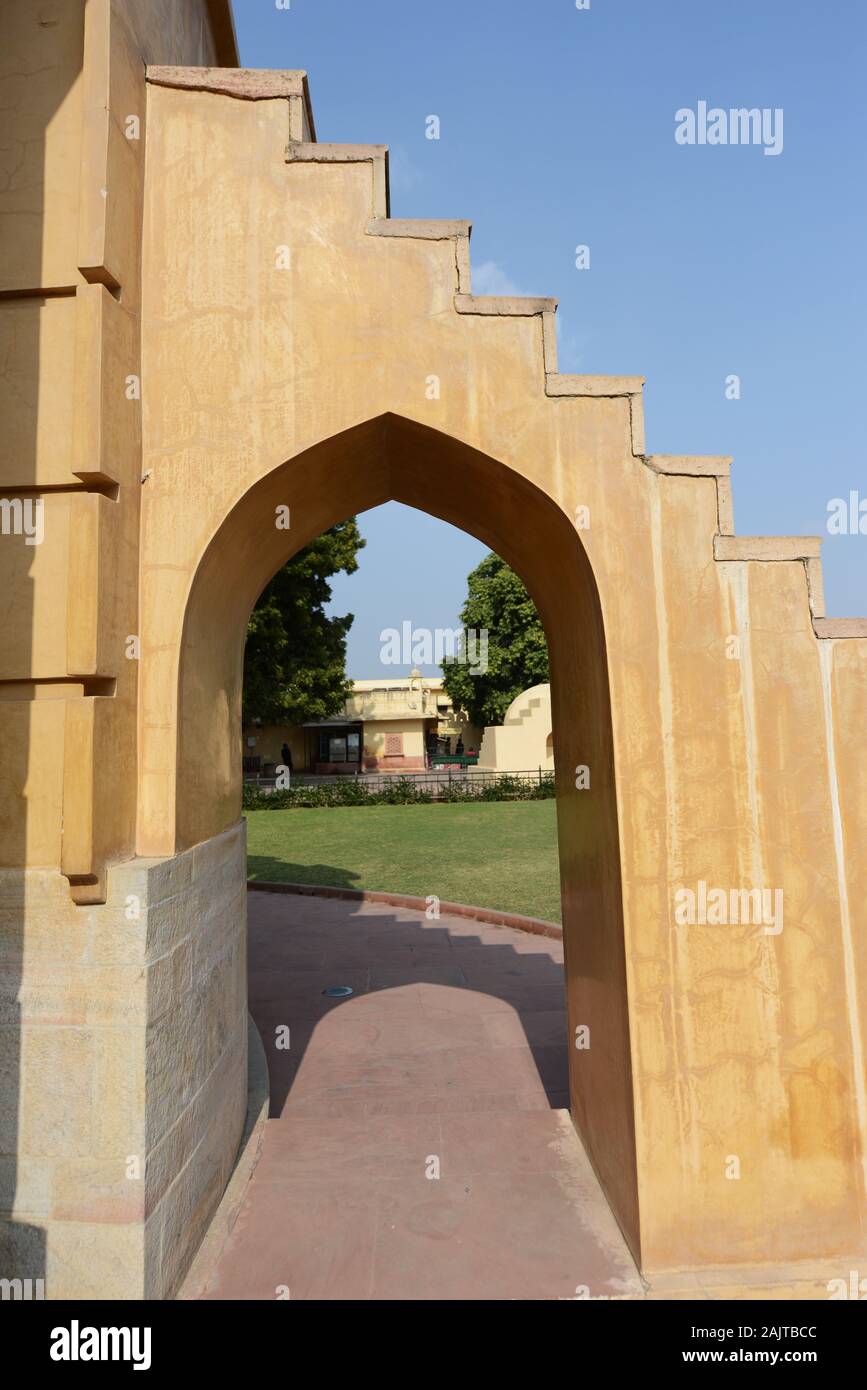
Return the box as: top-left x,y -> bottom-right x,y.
244,767 -> 553,793
242,767 -> 556,806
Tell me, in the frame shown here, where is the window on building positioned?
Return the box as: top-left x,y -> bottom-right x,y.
385,733 -> 403,757
317,729 -> 360,763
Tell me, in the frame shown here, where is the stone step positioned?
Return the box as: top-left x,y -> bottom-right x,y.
290,134 -> 867,638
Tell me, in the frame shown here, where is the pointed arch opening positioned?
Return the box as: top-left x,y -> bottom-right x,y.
174,413 -> 641,1263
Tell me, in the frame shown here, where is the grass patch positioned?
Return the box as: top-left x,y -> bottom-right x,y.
246,800 -> 562,923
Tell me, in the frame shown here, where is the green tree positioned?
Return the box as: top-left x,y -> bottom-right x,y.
243,519 -> 365,725
440,552 -> 549,727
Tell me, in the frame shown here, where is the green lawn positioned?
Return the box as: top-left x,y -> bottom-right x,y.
246,801 -> 562,923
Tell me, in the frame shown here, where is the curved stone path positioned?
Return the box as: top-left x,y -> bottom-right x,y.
198,892 -> 642,1301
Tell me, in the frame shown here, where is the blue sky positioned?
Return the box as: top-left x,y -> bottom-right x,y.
235,0 -> 867,675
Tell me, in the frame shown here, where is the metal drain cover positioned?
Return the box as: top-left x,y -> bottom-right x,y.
322,985 -> 354,998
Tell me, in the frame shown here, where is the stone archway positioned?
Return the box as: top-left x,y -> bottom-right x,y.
172,413 -> 639,1265
125,60 -> 867,1294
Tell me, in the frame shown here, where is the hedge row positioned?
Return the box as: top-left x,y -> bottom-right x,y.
242,774 -> 556,810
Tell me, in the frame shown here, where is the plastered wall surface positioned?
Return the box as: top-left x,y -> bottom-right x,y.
139,79 -> 866,1275
0,0 -> 245,1300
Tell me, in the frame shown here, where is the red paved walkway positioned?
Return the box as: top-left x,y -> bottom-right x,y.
199,893 -> 642,1300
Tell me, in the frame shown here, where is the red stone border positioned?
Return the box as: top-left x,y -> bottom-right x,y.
247,880 -> 562,941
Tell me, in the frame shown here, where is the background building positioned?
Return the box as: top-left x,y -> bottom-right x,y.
243,672 -> 482,774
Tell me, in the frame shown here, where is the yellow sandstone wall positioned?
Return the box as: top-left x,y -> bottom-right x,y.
0,0 -> 242,1300
137,76 -> 867,1280
0,0 -> 233,891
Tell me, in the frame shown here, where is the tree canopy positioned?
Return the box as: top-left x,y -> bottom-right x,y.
243,519 -> 365,726
440,552 -> 549,728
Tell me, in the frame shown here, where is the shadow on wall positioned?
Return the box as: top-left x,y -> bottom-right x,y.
0,0 -> 86,1293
